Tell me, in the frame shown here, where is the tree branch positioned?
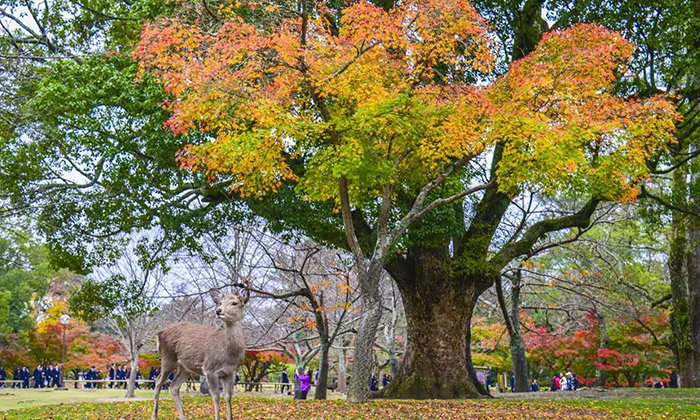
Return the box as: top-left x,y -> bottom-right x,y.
491,197 -> 601,269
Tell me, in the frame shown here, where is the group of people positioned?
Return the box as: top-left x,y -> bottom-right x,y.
0,365 -> 62,389
490,371 -> 580,393
369,373 -> 392,392
549,371 -> 580,391
105,364 -> 148,389
85,364 -> 162,389
282,369 -> 390,398
0,363 -> 166,390
280,368 -> 391,398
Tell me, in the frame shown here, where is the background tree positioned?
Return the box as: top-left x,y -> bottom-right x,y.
508,214 -> 672,386
0,271 -> 126,377
375,277 -> 406,380
244,239 -> 361,400
559,0 -> 700,388
69,236 -> 168,397
240,350 -> 292,391
0,229 -> 54,336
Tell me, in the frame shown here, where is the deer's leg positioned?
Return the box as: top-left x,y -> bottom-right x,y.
205,372 -> 222,420
152,360 -> 176,420
221,374 -> 234,420
170,365 -> 190,420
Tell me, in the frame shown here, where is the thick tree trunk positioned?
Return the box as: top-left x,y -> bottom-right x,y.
595,311 -> 609,387
669,163 -> 690,384
383,251 -> 483,399
383,289 -> 481,398
682,228 -> 700,387
314,341 -> 330,399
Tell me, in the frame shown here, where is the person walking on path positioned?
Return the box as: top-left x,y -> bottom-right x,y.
85,366 -> 98,389
382,374 -> 391,388
33,365 -> 44,388
560,372 -> 568,391
565,372 -> 573,391
48,365 -> 60,388
108,364 -> 116,388
134,369 -> 142,389
21,366 -> 30,388
281,369 -> 290,394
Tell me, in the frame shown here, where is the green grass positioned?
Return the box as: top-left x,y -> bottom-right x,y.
550,395 -> 700,420
0,388 -> 155,412
1,388 -> 699,419
590,397 -> 700,417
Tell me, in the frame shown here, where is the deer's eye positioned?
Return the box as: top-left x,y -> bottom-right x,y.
231,302 -> 238,306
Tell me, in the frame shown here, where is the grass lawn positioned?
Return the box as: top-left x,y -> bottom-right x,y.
0,388 -> 155,412
1,388 -> 699,419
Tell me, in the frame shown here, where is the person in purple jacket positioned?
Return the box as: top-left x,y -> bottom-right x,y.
295,369 -> 311,400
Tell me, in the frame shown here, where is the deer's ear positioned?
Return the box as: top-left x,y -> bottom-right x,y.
240,287 -> 250,305
209,288 -> 222,305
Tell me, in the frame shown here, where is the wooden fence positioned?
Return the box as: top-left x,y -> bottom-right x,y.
0,379 -> 297,394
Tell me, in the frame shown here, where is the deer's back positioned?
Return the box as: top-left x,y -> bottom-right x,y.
158,322 -> 222,374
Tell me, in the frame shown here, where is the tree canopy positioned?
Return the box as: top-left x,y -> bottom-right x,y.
137,2 -> 677,209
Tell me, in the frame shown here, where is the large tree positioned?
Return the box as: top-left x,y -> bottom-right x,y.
135,0 -> 677,400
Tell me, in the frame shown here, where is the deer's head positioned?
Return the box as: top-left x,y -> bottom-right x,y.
209,288 -> 248,324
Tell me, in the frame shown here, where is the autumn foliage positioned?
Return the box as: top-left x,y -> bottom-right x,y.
5,396 -> 700,420
490,24 -> 679,200
0,298 -> 126,372
241,350 -> 292,389
134,0 -> 678,205
472,309 -> 673,387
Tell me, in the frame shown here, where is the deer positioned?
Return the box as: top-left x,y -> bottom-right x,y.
152,287 -> 248,420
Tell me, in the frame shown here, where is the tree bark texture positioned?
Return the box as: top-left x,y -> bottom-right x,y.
337,342 -> 348,394
125,353 -> 139,398
347,284 -> 383,402
314,341 -> 331,399
382,250 -> 485,399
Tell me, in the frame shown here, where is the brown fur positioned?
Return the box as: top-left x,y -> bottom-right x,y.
152,290 -> 247,420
